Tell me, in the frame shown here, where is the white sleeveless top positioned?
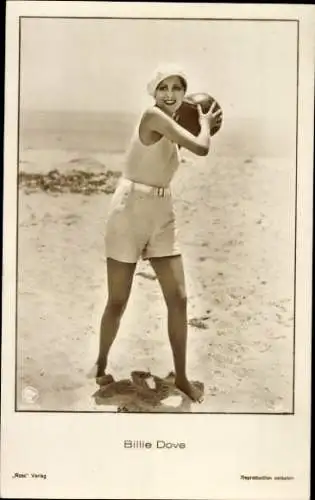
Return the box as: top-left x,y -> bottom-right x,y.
122,125 -> 181,188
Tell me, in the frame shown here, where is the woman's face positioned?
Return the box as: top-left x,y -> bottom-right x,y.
154,75 -> 186,115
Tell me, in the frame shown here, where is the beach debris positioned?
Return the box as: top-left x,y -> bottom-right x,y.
131,370 -> 153,389
136,271 -> 157,281
18,168 -> 121,195
161,395 -> 182,406
96,379 -> 136,398
92,369 -> 203,412
188,316 -> 210,329
117,405 -> 131,412
198,256 -> 208,262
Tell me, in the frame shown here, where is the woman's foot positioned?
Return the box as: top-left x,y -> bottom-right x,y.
96,374 -> 115,387
175,377 -> 204,402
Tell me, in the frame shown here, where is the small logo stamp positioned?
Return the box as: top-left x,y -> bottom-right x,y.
22,386 -> 39,404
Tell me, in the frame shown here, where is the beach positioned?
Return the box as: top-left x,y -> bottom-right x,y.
17,110 -> 295,413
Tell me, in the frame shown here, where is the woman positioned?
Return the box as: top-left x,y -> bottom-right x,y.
89,65 -> 222,402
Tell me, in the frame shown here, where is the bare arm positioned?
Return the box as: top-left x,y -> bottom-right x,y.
143,102 -> 218,156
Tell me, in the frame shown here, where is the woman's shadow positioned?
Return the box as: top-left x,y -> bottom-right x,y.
91,371 -> 204,413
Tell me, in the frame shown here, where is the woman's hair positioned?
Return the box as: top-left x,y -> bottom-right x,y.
156,75 -> 187,94
147,64 -> 188,97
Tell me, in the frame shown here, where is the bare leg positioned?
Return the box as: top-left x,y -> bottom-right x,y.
150,256 -> 203,402
91,258 -> 136,378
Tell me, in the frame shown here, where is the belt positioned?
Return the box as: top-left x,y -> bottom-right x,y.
121,178 -> 171,197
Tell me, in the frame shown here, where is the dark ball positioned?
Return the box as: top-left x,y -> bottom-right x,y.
174,93 -> 223,137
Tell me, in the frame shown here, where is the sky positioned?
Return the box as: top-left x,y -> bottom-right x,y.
20,18 -> 297,122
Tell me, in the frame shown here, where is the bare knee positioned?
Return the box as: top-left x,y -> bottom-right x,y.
165,289 -> 187,310
104,296 -> 129,317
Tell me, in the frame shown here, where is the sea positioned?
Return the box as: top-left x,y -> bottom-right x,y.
19,109 -> 295,159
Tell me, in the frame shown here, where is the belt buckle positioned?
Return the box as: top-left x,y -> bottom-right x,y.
156,187 -> 165,197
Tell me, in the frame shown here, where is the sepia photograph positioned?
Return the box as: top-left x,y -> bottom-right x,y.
1,3 -> 313,499
16,16 -> 297,414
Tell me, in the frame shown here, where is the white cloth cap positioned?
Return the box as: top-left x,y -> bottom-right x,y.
147,64 -> 188,97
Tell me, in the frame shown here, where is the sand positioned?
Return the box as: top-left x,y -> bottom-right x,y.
17,143 -> 295,413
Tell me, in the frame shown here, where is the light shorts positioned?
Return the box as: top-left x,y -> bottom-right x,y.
105,178 -> 181,263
